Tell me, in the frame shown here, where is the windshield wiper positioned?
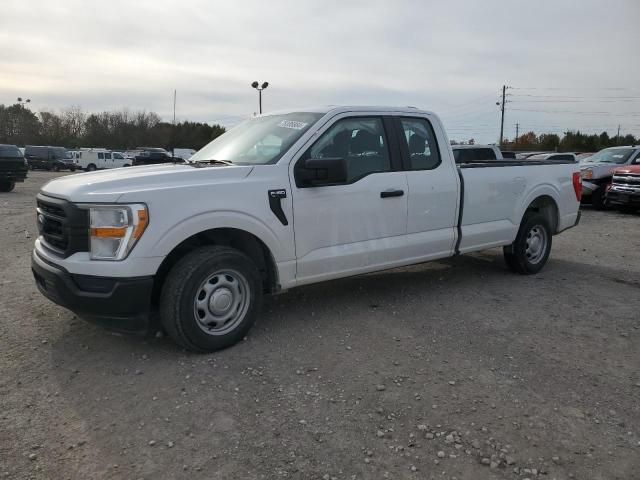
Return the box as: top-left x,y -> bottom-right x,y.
189,159 -> 234,167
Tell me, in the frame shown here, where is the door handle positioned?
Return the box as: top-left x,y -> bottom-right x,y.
380,189 -> 404,198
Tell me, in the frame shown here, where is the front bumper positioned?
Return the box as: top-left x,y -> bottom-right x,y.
32,250 -> 154,334
606,190 -> 640,206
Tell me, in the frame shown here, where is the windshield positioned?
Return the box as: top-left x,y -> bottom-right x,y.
190,112 -> 324,165
582,147 -> 635,164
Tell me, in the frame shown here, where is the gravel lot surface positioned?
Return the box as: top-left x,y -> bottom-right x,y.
1,171 -> 639,480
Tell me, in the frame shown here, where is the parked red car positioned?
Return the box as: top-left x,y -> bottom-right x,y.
606,164 -> 640,212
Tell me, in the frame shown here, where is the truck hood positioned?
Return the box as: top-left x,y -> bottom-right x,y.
612,165 -> 640,175
41,163 -> 254,203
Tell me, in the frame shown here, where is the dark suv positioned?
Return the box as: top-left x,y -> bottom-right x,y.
0,144 -> 28,192
24,146 -> 76,171
133,147 -> 183,166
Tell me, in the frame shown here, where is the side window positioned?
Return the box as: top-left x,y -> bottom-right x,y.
398,117 -> 441,170
98,153 -> 104,160
113,153 -> 123,160
306,117 -> 391,183
105,152 -> 112,160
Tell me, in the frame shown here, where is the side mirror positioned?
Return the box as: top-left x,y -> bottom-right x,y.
296,157 -> 347,187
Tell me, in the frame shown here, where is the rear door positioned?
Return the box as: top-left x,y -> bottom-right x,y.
290,114 -> 408,284
394,115 -> 459,261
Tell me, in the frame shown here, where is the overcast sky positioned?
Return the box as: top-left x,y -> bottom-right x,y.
1,0 -> 639,143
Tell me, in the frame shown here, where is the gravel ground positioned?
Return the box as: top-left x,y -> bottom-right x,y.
1,171 -> 639,480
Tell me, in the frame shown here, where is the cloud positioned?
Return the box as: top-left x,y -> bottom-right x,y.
1,0 -> 639,142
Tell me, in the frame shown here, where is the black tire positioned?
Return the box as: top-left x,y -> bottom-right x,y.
87,164 -> 97,172
0,180 -> 15,192
70,166 -> 76,172
123,164 -> 131,167
159,246 -> 263,353
503,212 -> 553,275
591,187 -> 606,210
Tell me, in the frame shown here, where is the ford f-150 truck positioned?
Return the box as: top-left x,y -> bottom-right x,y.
31,106 -> 582,352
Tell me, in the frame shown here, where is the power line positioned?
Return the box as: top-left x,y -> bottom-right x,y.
511,86 -> 640,91
510,94 -> 640,99
510,108 -> 640,116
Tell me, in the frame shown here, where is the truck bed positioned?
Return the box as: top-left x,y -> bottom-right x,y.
456,159 -> 581,254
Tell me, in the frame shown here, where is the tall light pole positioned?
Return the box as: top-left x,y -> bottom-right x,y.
251,81 -> 269,114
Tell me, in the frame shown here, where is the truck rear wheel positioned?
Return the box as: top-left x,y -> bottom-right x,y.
86,164 -> 97,171
0,180 -> 15,192
503,213 -> 552,275
159,246 -> 263,352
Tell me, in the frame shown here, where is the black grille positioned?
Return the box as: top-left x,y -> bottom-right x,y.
36,194 -> 89,257
38,202 -> 66,218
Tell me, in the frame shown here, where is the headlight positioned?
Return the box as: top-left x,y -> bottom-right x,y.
88,204 -> 148,260
581,169 -> 593,180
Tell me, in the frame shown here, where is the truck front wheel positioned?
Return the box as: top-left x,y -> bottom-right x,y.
159,246 -> 263,352
503,213 -> 552,274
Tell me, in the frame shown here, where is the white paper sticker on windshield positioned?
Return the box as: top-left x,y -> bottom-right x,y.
278,120 -> 308,130
612,154 -> 624,158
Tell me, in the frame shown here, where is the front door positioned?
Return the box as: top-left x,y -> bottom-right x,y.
290,114 -> 408,285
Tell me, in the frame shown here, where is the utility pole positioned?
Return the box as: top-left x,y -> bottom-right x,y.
172,89 -> 176,125
515,123 -> 519,147
617,124 -> 621,145
172,89 -> 177,158
499,85 -> 506,146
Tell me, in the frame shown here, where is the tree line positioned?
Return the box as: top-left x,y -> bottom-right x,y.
501,130 -> 638,152
452,130 -> 638,152
0,103 -> 226,151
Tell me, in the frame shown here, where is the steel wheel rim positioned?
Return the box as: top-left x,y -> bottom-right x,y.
525,225 -> 547,264
193,269 -> 250,336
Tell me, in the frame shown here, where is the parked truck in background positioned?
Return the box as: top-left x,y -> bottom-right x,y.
133,147 -> 182,166
606,164 -> 640,212
31,106 -> 582,352
451,144 -> 504,162
580,146 -> 640,209
0,144 -> 28,192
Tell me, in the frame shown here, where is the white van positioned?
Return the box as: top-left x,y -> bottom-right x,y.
74,149 -> 131,171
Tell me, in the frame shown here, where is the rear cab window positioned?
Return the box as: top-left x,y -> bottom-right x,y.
398,117 -> 441,170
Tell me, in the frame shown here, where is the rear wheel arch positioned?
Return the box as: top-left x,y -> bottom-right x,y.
521,195 -> 559,234
152,227 -> 279,307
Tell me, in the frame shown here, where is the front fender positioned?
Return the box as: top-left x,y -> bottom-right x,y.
149,210 -> 288,262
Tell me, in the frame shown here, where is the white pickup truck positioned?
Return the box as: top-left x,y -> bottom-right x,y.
32,106 -> 582,352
